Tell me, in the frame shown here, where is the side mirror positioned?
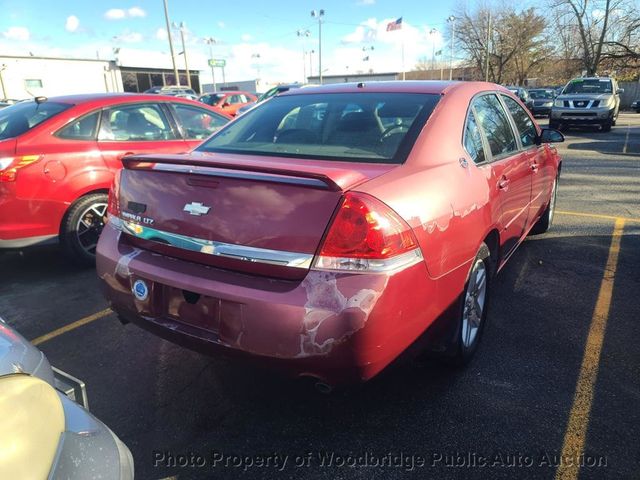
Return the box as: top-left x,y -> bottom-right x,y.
617,88 -> 624,94
222,102 -> 230,108
537,128 -> 564,145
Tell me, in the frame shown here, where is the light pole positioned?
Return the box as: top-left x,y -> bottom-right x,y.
251,53 -> 261,80
162,0 -> 180,86
447,16 -> 456,81
311,9 -> 325,84
297,29 -> 310,82
204,37 -> 217,92
429,28 -> 438,75
362,46 -> 374,66
308,49 -> 315,78
172,21 -> 191,88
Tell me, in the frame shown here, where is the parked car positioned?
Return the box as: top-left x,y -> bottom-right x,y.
0,93 -> 231,264
198,91 -> 258,116
144,86 -> 198,100
236,83 -> 305,116
97,81 -> 563,388
550,76 -> 622,131
631,99 -> 640,113
506,86 -> 534,111
527,89 -> 555,117
0,316 -> 134,479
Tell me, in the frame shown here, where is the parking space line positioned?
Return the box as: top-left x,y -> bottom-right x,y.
623,123 -> 630,154
555,218 -> 625,480
556,210 -> 640,223
31,308 -> 113,346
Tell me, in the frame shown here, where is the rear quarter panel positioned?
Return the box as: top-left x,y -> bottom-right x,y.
359,84 -> 501,281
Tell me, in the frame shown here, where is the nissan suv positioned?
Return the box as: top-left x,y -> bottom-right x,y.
550,77 -> 622,131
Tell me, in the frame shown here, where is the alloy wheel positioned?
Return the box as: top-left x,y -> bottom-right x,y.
461,258 -> 487,348
75,202 -> 107,255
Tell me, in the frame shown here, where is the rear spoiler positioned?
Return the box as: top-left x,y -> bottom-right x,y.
121,155 -> 356,192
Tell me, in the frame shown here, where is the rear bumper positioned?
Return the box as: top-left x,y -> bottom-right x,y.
97,223 -> 461,384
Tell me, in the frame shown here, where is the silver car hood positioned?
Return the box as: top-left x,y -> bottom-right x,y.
0,318 -> 54,384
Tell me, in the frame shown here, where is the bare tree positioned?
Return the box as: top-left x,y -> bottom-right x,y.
453,5 -> 550,84
551,0 -> 640,75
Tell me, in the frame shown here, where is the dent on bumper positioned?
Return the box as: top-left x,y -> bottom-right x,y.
97,223 -> 449,383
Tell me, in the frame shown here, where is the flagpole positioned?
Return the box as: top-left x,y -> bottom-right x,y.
401,17 -> 405,80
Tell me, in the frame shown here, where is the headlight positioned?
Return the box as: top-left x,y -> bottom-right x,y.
603,96 -> 615,108
554,99 -> 564,107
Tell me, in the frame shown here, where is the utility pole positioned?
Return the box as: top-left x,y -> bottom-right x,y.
311,10 -> 325,84
205,37 -> 217,92
447,15 -> 456,81
309,49 -> 315,78
485,11 -> 491,82
429,28 -> 438,77
174,22 -> 191,88
297,29 -> 310,83
162,0 -> 180,86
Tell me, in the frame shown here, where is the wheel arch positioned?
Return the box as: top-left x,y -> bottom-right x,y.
59,188 -> 109,236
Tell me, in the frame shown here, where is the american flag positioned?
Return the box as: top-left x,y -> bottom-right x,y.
386,17 -> 402,32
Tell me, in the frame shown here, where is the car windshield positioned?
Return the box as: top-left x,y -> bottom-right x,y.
0,100 -> 72,140
529,90 -> 553,99
197,92 -> 440,164
563,79 -> 613,94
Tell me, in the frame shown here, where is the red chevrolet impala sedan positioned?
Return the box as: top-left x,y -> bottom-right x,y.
97,81 -> 563,387
0,94 -> 230,264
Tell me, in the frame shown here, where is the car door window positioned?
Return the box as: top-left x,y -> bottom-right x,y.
56,111 -> 100,140
463,110 -> 487,164
99,104 -> 176,141
501,95 -> 537,148
172,104 -> 228,139
472,94 -> 518,158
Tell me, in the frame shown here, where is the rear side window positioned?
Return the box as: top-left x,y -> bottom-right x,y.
472,94 -> 518,158
99,104 -> 177,141
171,104 -> 228,139
0,101 -> 72,140
57,111 -> 100,140
464,110 -> 486,164
501,95 -> 537,148
197,92 -> 440,164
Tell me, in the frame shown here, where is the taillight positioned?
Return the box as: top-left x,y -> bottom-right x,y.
314,192 -> 422,272
0,155 -> 42,182
107,169 -> 121,218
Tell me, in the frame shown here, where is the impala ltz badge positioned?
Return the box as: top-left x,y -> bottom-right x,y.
132,279 -> 149,301
183,202 -> 211,216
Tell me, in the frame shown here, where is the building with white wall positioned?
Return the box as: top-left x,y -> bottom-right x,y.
0,55 -> 122,99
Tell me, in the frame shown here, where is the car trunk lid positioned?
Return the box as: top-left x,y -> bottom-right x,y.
116,151 -> 396,279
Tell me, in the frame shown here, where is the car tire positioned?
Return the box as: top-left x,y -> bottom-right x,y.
449,243 -> 492,365
60,193 -> 108,266
601,122 -> 612,132
530,176 -> 558,235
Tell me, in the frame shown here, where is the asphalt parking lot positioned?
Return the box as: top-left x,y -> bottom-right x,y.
1,113 -> 639,480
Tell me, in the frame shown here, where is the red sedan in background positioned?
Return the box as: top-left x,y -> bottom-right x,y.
97,81 -> 563,388
198,91 -> 258,116
0,94 -> 231,264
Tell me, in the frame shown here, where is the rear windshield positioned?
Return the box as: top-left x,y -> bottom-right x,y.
0,101 -> 72,140
529,90 -> 553,99
563,79 -> 613,94
197,92 -> 440,163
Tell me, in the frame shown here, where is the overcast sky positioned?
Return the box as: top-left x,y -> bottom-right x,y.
1,0 -> 478,83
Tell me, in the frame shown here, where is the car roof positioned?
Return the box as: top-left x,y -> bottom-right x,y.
27,93 -> 232,116
280,81 -> 506,96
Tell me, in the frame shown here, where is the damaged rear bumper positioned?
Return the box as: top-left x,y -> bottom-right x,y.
97,223 -> 453,384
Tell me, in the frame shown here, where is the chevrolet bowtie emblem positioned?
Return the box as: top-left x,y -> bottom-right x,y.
183,202 -> 211,216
